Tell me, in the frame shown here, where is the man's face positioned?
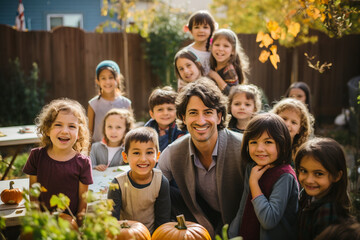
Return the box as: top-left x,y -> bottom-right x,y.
183,96 -> 221,145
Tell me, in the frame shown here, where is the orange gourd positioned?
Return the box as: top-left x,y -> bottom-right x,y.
116,220 -> 151,240
151,214 -> 211,240
58,213 -> 79,231
1,180 -> 23,204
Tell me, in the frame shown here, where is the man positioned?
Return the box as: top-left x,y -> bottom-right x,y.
158,77 -> 243,238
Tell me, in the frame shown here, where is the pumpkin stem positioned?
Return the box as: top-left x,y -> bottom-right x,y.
9,180 -> 14,189
120,220 -> 131,228
175,214 -> 187,230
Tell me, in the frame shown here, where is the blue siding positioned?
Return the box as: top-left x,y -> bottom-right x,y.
0,0 -> 116,32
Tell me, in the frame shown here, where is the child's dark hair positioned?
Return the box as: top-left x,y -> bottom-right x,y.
148,86 -> 177,112
210,29 -> 250,84
35,98 -> 90,155
314,218 -> 360,240
187,10 -> 216,51
123,127 -> 159,154
95,60 -> 124,99
295,138 -> 351,212
174,49 -> 205,79
176,77 -> 228,131
241,113 -> 292,172
285,81 -> 312,112
102,108 -> 135,146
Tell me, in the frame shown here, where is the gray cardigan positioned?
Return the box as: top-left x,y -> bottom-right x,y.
90,142 -> 125,168
158,129 -> 243,238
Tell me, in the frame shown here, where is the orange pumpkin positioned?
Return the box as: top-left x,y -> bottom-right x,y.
116,220 -> 151,240
1,180 -> 23,204
58,213 -> 79,231
152,214 -> 211,240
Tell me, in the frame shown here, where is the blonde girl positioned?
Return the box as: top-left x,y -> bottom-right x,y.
271,98 -> 314,159
88,60 -> 132,142
90,108 -> 135,171
23,98 -> 93,223
295,138 -> 352,240
228,84 -> 262,133
209,28 -> 250,95
229,113 -> 298,239
174,49 -> 204,92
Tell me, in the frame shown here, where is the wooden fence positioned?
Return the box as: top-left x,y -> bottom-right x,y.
1,24 -> 360,123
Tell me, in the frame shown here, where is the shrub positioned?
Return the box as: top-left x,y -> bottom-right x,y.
0,58 -> 46,127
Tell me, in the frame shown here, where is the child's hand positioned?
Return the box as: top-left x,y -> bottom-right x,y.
94,164 -> 108,171
249,165 -> 271,199
249,165 -> 271,184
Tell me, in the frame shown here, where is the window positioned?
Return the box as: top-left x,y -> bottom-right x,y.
47,14 -> 83,31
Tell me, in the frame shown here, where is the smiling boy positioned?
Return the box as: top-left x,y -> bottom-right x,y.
145,86 -> 187,152
107,127 -> 170,233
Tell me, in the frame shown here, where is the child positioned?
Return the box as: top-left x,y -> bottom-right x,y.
272,98 -> 314,159
145,86 -> 187,151
229,113 -> 299,239
295,138 -> 352,240
315,218 -> 360,240
107,127 -> 171,233
88,60 -> 132,142
90,108 -> 134,171
285,81 -> 312,112
174,48 -> 204,92
178,10 -> 216,89
23,98 -> 93,222
209,28 -> 250,95
228,84 -> 262,133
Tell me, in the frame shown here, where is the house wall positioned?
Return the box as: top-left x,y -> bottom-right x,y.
0,0 -> 109,31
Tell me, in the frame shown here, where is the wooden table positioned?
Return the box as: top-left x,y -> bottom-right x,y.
0,165 -> 130,227
0,125 -> 40,180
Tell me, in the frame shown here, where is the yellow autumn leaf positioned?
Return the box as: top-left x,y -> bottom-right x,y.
270,53 -> 280,69
308,0 -> 315,2
321,0 -> 329,4
40,186 -> 47,192
256,31 -> 264,42
267,20 -> 279,32
259,50 -> 270,63
262,33 -> 274,48
288,22 -> 300,37
270,45 -> 277,55
320,13 -> 326,22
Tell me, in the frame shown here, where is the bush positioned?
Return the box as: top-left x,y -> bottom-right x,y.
0,58 -> 46,127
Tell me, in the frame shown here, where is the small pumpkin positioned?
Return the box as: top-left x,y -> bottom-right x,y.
1,180 -> 23,204
115,220 -> 151,240
58,213 -> 79,231
151,214 -> 211,240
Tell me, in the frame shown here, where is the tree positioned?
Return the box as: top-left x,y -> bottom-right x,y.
211,0 -> 360,71
96,0 -> 138,96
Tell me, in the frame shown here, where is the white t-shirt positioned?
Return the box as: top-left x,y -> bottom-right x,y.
106,146 -> 122,165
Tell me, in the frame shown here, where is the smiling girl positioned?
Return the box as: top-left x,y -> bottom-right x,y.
23,98 -> 93,224
174,49 -> 204,91
229,113 -> 299,239
228,84 -> 262,133
209,29 -> 250,95
295,138 -> 352,240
